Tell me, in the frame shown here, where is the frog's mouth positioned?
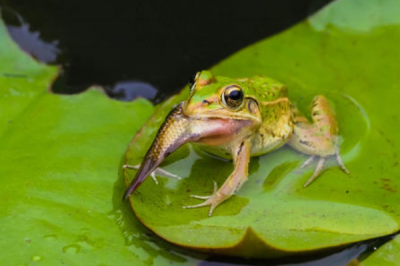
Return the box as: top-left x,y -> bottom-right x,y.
124,103 -> 250,198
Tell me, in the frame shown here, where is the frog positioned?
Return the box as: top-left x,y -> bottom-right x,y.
123,70 -> 349,216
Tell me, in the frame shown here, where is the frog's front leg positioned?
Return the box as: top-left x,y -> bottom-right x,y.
288,95 -> 349,187
183,139 -> 251,216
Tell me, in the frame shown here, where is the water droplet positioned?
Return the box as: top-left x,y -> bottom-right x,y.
62,244 -> 81,254
32,255 -> 42,261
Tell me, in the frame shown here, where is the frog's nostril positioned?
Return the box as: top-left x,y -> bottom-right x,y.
202,100 -> 210,104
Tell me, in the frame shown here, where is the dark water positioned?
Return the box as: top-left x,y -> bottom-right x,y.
200,234 -> 395,266
3,1 -> 393,265
0,0 -> 333,103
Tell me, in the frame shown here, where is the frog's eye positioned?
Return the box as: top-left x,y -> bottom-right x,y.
222,85 -> 244,109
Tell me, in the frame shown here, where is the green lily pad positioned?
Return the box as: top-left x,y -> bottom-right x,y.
125,0 -> 400,259
0,12 -> 204,266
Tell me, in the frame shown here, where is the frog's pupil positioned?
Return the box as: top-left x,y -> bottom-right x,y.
229,90 -> 242,101
222,86 -> 243,108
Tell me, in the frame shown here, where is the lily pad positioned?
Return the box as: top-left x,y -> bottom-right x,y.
0,12 -> 204,266
125,0 -> 400,259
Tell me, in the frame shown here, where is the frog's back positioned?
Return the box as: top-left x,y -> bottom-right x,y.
241,76 -> 286,101
243,76 -> 294,156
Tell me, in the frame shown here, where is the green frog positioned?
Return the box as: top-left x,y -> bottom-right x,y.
124,71 -> 349,216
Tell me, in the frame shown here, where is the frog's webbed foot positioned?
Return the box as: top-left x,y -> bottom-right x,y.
183,139 -> 252,217
289,95 -> 350,187
123,164 -> 181,185
302,148 -> 350,187
183,181 -> 226,216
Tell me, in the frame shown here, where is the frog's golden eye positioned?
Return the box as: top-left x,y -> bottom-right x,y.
222,85 -> 244,109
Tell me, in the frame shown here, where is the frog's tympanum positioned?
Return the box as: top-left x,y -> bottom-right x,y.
124,71 -> 349,216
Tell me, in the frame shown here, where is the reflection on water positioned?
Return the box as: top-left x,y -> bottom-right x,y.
199,234 -> 395,266
7,23 -> 60,63
107,80 -> 158,101
3,8 -> 60,63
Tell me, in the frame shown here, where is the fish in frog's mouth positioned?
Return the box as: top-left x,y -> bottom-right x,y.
123,103 -> 250,198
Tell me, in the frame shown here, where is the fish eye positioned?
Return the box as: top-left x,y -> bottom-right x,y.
222,85 -> 244,109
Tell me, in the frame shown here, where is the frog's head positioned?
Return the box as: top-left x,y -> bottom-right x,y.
124,71 -> 262,197
182,71 -> 262,129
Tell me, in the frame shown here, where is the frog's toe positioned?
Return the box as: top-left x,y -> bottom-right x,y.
124,164 -> 159,184
190,195 -> 212,200
301,156 -> 315,169
303,157 -> 326,187
155,167 -> 181,180
183,200 -> 219,217
207,204 -> 219,217
123,164 -> 139,170
183,201 -> 210,209
123,164 -> 181,185
183,182 -> 222,216
150,172 -> 159,185
188,181 -> 218,199
336,152 -> 350,174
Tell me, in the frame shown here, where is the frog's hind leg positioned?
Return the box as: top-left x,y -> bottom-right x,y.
123,164 -> 181,185
288,95 -> 349,187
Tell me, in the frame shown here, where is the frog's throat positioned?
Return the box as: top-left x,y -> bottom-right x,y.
124,103 -> 252,198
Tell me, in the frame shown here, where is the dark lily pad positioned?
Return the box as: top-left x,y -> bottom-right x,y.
125,0 -> 400,258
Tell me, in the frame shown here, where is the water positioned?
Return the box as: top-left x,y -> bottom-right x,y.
0,0 -> 333,103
